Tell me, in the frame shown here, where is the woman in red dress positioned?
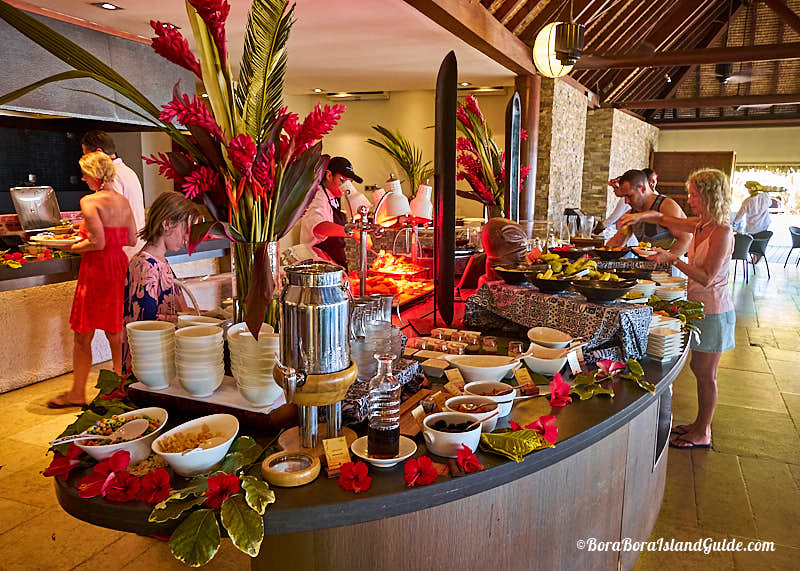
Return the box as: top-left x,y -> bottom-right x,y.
48,152 -> 137,408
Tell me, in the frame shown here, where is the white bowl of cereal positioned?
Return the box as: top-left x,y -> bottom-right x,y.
75,407 -> 168,464
152,414 -> 239,477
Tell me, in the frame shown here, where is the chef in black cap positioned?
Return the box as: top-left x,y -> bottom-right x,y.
299,156 -> 363,269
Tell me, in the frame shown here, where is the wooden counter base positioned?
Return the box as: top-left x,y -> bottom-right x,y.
255,393 -> 670,571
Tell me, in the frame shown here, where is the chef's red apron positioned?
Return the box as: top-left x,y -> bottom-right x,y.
316,186 -> 349,270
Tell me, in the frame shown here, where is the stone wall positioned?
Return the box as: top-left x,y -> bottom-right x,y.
582,109 -> 659,219
534,79 -> 588,235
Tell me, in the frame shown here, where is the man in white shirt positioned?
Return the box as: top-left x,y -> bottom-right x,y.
299,156 -> 363,269
733,189 -> 772,235
81,130 -> 146,258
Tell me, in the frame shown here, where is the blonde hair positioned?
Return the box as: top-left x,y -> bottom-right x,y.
140,191 -> 202,243
687,169 -> 732,225
79,151 -> 116,187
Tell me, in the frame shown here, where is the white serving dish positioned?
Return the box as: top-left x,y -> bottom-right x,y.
76,407 -> 168,464
443,354 -> 520,382
526,326 -> 572,349
350,435 -> 418,468
522,343 -> 569,376
237,381 -> 283,407
422,412 -> 482,458
152,414 -> 239,477
463,381 -> 516,416
444,396 -> 499,432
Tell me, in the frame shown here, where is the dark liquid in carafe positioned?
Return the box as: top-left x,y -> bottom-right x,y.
367,426 -> 400,458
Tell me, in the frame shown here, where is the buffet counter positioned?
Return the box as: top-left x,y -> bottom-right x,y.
54,344 -> 687,571
0,239 -> 230,393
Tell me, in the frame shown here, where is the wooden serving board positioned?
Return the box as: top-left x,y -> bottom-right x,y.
398,388 -> 434,437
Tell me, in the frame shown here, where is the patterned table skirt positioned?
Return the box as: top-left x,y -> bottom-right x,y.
464,281 -> 652,364
341,358 -> 424,425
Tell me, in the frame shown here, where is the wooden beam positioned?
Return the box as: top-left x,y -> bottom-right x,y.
403,0 -> 536,75
614,93 -> 800,109
654,113 -> 800,128
762,0 -> 800,36
577,42 -> 800,69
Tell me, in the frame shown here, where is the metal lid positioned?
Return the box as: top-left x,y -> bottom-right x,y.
285,262 -> 345,287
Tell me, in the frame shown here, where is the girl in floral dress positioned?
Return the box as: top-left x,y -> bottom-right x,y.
122,192 -> 201,372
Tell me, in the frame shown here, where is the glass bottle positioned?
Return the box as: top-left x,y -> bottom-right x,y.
367,353 -> 401,459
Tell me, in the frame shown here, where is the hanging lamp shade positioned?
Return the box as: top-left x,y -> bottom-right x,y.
533,22 -> 574,78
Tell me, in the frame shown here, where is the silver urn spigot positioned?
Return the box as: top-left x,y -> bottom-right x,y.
274,358 -> 306,404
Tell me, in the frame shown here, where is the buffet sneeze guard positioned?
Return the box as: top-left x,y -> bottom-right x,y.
10,186 -> 61,231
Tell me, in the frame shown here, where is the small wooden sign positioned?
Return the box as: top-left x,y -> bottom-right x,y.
514,367 -> 533,386
322,436 -> 351,472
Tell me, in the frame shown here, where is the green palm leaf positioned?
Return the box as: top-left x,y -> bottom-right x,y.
366,125 -> 432,194
235,0 -> 294,144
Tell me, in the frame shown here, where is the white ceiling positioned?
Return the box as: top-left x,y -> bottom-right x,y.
25,0 -> 515,94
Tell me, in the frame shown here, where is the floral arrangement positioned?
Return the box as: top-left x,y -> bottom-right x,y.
1,248 -> 67,269
456,95 -> 532,214
0,0 -> 341,337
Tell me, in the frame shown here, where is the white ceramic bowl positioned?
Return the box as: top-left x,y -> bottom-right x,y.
177,373 -> 224,397
464,381 -> 516,417
443,354 -> 521,382
444,396 -> 499,432
422,412 -> 482,458
526,327 -> 572,349
237,381 -> 283,407
126,320 -> 176,336
76,407 -> 168,464
131,365 -> 174,390
177,315 -> 223,328
522,343 -> 569,376
175,325 -> 224,345
226,322 -> 274,338
152,414 -> 238,476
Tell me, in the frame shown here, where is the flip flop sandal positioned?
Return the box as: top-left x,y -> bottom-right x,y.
670,424 -> 691,436
668,436 -> 711,450
47,393 -> 87,409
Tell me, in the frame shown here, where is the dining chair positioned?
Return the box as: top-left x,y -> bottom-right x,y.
748,230 -> 773,279
785,226 -> 800,268
732,232 -> 754,283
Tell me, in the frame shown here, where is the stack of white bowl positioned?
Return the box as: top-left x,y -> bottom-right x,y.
175,325 -> 224,397
126,321 -> 176,390
647,327 -> 684,360
632,279 -> 657,297
177,314 -> 223,328
228,325 -> 281,407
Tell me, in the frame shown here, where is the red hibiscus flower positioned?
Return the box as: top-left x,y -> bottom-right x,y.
77,450 -> 131,499
596,359 -> 626,379
338,461 -> 372,493
43,443 -> 83,481
105,471 -> 141,503
525,415 -> 558,445
139,468 -> 171,504
549,373 -> 573,407
204,473 -> 241,509
508,419 -> 522,431
403,456 -> 438,487
456,445 -> 483,474
149,21 -> 202,78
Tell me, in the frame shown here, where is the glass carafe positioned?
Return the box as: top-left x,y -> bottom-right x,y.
367,353 -> 401,459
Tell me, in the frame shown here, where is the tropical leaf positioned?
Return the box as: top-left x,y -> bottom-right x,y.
367,125 -> 432,193
220,494 -> 264,556
0,2 -> 161,119
149,494 -> 207,523
169,509 -> 221,567
219,436 -> 263,474
272,146 -> 329,238
570,384 -> 615,400
240,476 -> 276,516
244,241 -> 273,339
236,0 -> 294,143
188,220 -> 246,254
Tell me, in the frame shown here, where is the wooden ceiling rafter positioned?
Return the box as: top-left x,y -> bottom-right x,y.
493,0 -> 527,23
516,0 -> 600,44
507,0 -> 552,35
761,0 -> 800,36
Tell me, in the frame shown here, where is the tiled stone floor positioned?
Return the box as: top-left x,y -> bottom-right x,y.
1,262 -> 798,570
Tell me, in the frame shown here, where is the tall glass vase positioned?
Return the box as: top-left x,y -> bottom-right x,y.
233,240 -> 281,331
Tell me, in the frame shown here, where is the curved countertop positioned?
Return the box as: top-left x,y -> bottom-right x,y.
55,343 -> 688,537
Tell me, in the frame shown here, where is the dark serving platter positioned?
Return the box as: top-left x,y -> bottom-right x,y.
572,279 -> 637,302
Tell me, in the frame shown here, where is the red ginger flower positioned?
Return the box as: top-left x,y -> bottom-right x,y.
150,21 -> 201,78
290,103 -> 345,162
403,456 -> 438,487
43,443 -> 83,481
253,143 -> 276,193
457,444 -> 483,473
456,105 -> 471,129
182,166 -> 220,199
105,471 -> 141,503
227,134 -> 257,177
465,94 -> 483,122
338,461 -> 372,493
204,473 -> 240,509
144,153 -> 177,180
139,468 -> 171,504
77,450 -> 131,499
187,0 -> 230,65
456,137 -> 477,153
160,92 -> 223,139
549,373 -> 573,407
527,415 -> 558,445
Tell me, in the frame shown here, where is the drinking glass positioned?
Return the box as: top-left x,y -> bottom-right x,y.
508,341 -> 525,360
482,336 -> 498,354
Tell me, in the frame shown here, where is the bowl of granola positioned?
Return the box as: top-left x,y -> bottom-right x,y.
152,414 -> 238,476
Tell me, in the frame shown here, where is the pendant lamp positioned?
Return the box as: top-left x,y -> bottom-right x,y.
532,22 -> 573,78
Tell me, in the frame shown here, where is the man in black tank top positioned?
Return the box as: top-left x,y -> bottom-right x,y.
607,169 -> 691,256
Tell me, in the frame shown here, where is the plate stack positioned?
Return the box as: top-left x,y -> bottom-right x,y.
126,321 -> 176,390
647,327 -> 684,360
228,324 -> 282,407
625,279 -> 657,303
655,276 -> 687,302
650,314 -> 683,331
175,325 -> 224,397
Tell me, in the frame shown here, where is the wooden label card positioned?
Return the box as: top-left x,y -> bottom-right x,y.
322,436 -> 351,471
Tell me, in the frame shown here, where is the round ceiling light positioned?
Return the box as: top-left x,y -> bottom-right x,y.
532,22 -> 574,78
